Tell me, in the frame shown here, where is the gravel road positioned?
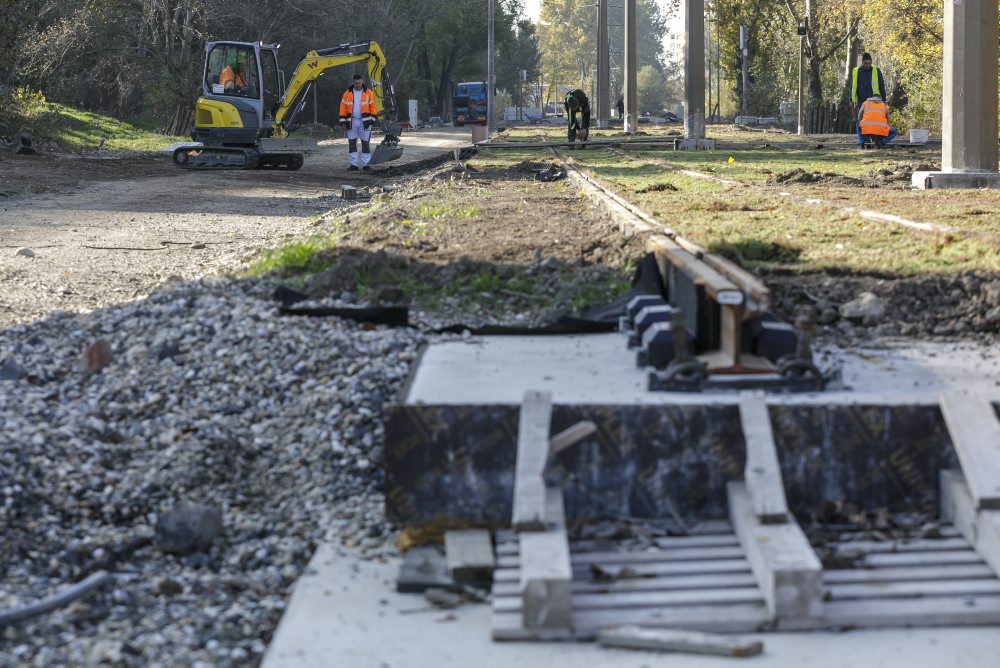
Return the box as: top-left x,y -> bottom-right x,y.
0,129 -> 470,327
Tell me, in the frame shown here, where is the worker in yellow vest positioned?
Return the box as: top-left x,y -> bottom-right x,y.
851,53 -> 887,145
857,95 -> 897,148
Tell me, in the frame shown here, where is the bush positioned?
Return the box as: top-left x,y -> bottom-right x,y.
0,86 -> 47,128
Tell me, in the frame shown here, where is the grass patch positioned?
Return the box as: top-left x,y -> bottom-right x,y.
246,235 -> 337,277
1,89 -> 184,153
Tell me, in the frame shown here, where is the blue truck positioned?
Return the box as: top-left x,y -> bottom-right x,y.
453,81 -> 487,126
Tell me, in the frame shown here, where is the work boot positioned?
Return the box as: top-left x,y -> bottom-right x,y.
348,165 -> 358,171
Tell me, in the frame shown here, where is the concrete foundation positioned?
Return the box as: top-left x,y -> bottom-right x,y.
385,334 -> 1000,528
911,170 -> 1000,190
676,138 -> 717,151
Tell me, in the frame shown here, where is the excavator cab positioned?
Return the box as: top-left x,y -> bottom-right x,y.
176,40 -> 403,170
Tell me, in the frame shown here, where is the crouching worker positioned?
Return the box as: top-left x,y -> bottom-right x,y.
564,88 -> 591,147
857,95 -> 897,148
340,74 -> 377,171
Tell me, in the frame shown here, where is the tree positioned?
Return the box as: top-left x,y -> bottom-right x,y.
637,64 -> 666,114
536,0 -> 670,106
497,19 -> 542,108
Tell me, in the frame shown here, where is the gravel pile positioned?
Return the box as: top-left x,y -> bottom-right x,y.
0,276 -> 424,666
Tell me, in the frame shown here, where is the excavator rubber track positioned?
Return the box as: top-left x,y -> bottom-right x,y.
172,145 -> 305,171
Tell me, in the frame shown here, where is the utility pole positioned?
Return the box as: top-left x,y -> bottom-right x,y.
797,20 -> 805,135
740,25 -> 749,117
487,0 -> 495,135
624,0 -> 637,133
683,0 -> 706,140
597,0 -> 610,127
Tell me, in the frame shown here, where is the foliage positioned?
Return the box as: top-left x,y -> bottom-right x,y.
536,0 -> 672,106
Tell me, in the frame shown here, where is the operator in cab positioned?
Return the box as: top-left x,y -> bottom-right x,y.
339,74 -> 377,171
220,61 -> 247,95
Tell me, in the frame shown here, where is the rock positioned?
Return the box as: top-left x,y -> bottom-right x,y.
155,502 -> 224,555
423,587 -> 463,609
154,342 -> 183,360
156,577 -> 184,596
983,281 -> 1000,308
540,256 -> 560,271
839,292 -> 884,325
0,357 -> 26,381
81,339 -> 114,376
819,308 -> 839,326
14,247 -> 35,258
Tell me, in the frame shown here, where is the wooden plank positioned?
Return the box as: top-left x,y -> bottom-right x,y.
493,558 -> 753,583
739,392 -> 789,524
497,545 -> 746,569
941,469 -> 1000,578
823,563 -> 995,585
825,537 -> 971,555
444,529 -> 494,583
496,586 -> 763,613
494,533 -> 740,557
939,390 -> 1000,510
547,420 -> 596,457
823,595 -> 1000,628
518,487 -> 572,630
597,626 -> 763,657
492,572 -> 758,597
860,550 -> 983,568
827,578 -> 1000,601
492,602 -> 773,641
512,390 -> 552,531
832,526 -> 961,541
728,481 -> 823,621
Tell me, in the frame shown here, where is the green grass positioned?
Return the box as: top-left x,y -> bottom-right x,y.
246,235 -> 338,277
2,90 -> 184,153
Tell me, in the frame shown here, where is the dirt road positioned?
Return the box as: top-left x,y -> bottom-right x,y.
0,129 -> 471,327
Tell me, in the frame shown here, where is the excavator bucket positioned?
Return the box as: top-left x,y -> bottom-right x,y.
370,143 -> 403,165
12,126 -> 35,155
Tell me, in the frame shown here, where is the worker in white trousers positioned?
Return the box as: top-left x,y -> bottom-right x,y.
339,74 -> 376,171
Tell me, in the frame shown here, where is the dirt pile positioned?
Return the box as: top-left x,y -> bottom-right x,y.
768,272 -> 1000,340
860,161 -> 940,188
766,168 -> 862,188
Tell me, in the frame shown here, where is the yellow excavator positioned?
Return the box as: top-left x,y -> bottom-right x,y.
172,40 -> 402,170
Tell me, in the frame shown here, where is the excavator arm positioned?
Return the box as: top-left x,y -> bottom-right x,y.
272,41 -> 401,146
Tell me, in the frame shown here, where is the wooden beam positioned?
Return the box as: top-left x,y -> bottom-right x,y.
444,530 -> 495,584
518,487 -> 572,631
941,469 -> 1000,578
597,626 -> 764,657
512,390 -> 553,531
739,392 -> 789,523
939,390 -> 1000,510
728,481 -> 823,622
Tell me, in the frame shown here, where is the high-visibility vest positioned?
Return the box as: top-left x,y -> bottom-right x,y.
339,87 -> 376,122
859,98 -> 890,137
851,66 -> 881,105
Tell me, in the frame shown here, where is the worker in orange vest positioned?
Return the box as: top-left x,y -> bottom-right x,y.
339,74 -> 377,171
856,95 -> 897,148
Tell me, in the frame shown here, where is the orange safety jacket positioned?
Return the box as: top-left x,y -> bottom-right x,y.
219,66 -> 247,89
339,86 -> 376,123
858,98 -> 890,137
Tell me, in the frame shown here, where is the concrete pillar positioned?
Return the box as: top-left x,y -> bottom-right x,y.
597,0 -> 610,127
943,0 -> 998,172
487,0 -> 495,135
684,0 -> 705,140
624,0 -> 638,133
913,0 -> 1000,188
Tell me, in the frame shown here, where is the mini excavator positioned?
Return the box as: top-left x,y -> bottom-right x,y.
172,41 -> 402,170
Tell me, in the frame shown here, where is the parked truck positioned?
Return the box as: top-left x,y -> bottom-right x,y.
452,81 -> 487,126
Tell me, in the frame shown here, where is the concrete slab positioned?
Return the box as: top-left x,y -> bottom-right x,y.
263,542 -> 1000,668
445,530 -> 494,584
405,334 -> 1000,406
912,171 -> 1000,189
